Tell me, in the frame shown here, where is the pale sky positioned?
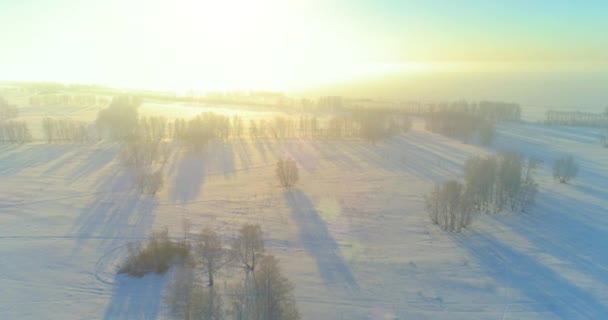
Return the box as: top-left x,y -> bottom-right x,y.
1,0 -> 607,92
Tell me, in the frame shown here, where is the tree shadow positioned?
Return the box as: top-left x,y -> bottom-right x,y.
254,139 -> 268,163
454,231 -> 608,319
234,138 -> 252,169
65,145 -> 117,183
0,144 -> 76,176
285,189 -> 359,291
497,189 -> 608,289
170,150 -> 207,204
169,143 -> 237,203
103,273 -> 167,320
70,165 -> 158,252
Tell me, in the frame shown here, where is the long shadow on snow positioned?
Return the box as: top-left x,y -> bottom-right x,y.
170,143 -> 236,204
103,273 -> 167,320
454,231 -> 608,320
497,190 -> 608,289
65,144 -> 117,183
285,189 -> 359,291
70,165 -> 158,252
0,144 -> 76,176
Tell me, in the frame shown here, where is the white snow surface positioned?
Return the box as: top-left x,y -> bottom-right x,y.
1,119 -> 608,320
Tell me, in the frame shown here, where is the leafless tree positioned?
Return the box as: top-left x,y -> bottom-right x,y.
553,155 -> 578,183
196,228 -> 225,320
276,158 -> 299,188
249,255 -> 299,320
231,224 -> 264,319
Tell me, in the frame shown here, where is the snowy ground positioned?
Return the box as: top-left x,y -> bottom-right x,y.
1,115 -> 608,319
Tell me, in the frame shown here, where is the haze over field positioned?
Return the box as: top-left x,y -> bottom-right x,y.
1,0 -> 608,109
1,1 -> 608,320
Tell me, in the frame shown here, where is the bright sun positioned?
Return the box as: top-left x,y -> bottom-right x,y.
106,0 -> 383,91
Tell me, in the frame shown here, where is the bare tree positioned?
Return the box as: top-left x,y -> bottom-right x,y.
553,155 -> 578,183
165,264 -> 223,320
231,224 -> 264,319
276,158 -> 299,188
196,228 -> 225,320
250,255 -> 299,320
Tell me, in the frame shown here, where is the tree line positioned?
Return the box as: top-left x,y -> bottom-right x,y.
545,110 -> 608,127
424,101 -> 521,145
425,152 -> 539,232
41,117 -> 90,143
0,96 -> 31,144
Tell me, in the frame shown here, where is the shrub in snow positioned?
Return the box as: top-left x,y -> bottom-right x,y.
135,169 -> 164,195
119,228 -> 189,277
276,158 -> 299,188
553,155 -> 578,183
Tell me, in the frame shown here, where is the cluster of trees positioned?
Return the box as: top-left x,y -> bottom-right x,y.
424,101 -> 520,145
136,116 -> 168,142
426,110 -> 495,145
425,153 -> 539,232
96,95 -> 142,141
553,155 -> 578,183
41,117 -> 90,143
173,113 -> 233,149
0,96 -> 30,143
353,108 -> 409,143
276,158 -> 299,188
425,180 -> 475,232
159,224 -> 299,320
169,110 -> 409,147
0,120 -> 31,143
545,110 -> 608,127
0,96 -> 18,120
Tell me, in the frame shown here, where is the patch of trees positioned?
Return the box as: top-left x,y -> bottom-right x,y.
0,96 -> 18,120
159,223 -> 299,320
424,101 -> 519,145
96,95 -> 142,141
425,180 -> 475,232
41,117 -> 90,143
0,120 -> 32,143
169,109 -> 408,145
173,113 -> 232,150
553,155 -> 578,183
119,228 -> 190,277
545,110 -> 608,127
136,116 -> 168,142
352,108 -> 403,143
426,110 -> 496,145
276,158 -> 299,188
425,153 -> 539,232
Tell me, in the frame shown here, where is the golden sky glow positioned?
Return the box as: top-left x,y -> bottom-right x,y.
1,0 -> 607,92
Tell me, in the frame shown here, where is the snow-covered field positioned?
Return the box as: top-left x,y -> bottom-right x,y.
1,111 -> 607,319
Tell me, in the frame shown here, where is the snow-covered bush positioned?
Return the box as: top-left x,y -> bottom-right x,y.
276,158 -> 299,188
119,229 -> 189,277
